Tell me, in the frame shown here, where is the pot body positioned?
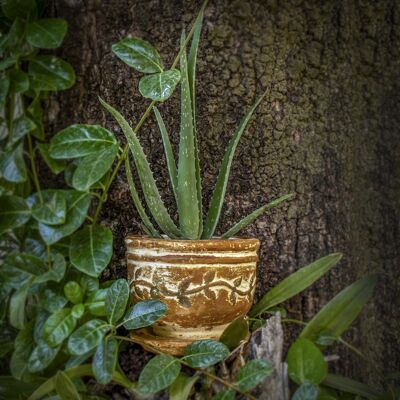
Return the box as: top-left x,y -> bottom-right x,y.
125,235 -> 259,355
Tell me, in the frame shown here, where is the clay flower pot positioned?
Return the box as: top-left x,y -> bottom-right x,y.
125,235 -> 260,355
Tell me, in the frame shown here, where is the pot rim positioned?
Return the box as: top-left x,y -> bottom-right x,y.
125,234 -> 260,252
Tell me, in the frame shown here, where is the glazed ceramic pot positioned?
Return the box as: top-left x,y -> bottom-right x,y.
125,235 -> 260,355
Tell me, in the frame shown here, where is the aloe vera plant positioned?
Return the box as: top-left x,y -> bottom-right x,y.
101,10 -> 292,240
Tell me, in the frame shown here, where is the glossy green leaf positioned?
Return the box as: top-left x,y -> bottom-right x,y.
188,5 -> 204,238
34,254 -> 66,284
41,288 -> 68,313
323,374 -> 382,399
184,339 -> 229,368
70,224 -> 113,277
139,69 -> 181,101
9,69 -> 29,93
85,288 -> 107,317
212,390 -> 235,400
300,275 -> 378,343
220,317 -> 249,350
1,0 -> 36,20
50,124 -> 117,159
38,143 -> 66,174
43,308 -> 77,347
27,18 -> 68,49
66,348 -> 96,369
139,354 -> 181,394
0,74 -> 9,106
250,253 -> 343,317
153,107 -> 178,200
27,96 -> 45,140
28,341 -> 61,373
67,319 -> 110,355
64,281 -> 83,304
235,359 -> 273,392
38,191 -> 91,245
29,56 -> 75,91
72,144 -> 118,191
32,190 -> 67,225
0,143 -> 27,182
105,279 -> 129,324
71,304 -> 85,319
177,32 -> 200,239
0,377 -> 43,399
124,154 -> 159,237
287,338 -> 327,385
123,299 -> 167,330
100,98 -> 181,237
10,321 -> 35,379
112,37 -> 163,73
169,372 -> 198,400
55,370 -> 81,400
221,193 -> 294,239
0,195 -> 30,235
7,115 -> 36,149
292,382 -> 319,400
9,278 -> 32,329
202,94 -> 266,239
92,338 -> 118,384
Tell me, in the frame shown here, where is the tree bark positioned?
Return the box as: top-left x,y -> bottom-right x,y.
47,0 -> 400,394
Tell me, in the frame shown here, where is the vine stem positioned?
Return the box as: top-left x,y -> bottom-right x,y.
91,0 -> 208,223
115,335 -> 256,400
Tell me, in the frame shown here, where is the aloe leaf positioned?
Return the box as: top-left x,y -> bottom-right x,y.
177,31 -> 200,239
153,107 -> 178,201
99,98 -> 181,238
249,253 -> 343,317
202,94 -> 266,239
188,6 -> 204,237
221,193 -> 293,239
124,154 -> 160,237
300,275 -> 378,343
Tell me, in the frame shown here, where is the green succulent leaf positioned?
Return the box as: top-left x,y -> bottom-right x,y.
55,370 -> 81,400
32,190 -> 67,225
202,94 -> 266,239
9,278 -> 33,329
287,338 -> 327,385
34,253 -> 66,284
100,98 -> 181,237
177,31 -> 200,239
64,281 -> 83,304
11,321 -> 34,380
235,360 -> 273,392
49,124 -> 117,159
112,37 -> 164,73
0,143 -> 27,182
169,372 -> 198,400
29,56 -> 75,91
9,69 -> 29,93
221,193 -> 294,239
211,390 -> 235,400
71,144 -> 118,191
139,69 -> 181,101
28,341 -> 61,373
1,0 -> 36,20
0,195 -> 30,235
7,115 -> 36,149
41,288 -> 68,313
43,308 -> 77,347
106,279 -> 130,324
67,319 -> 110,356
123,299 -> 167,330
220,317 -> 249,350
124,154 -> 160,237
184,339 -> 230,368
300,275 -> 378,343
69,224 -> 113,277
92,338 -> 118,384
139,354 -> 181,394
85,288 -> 108,317
250,253 -> 343,317
38,191 -> 91,245
292,382 -> 320,400
153,107 -> 178,200
38,143 -> 67,174
27,18 -> 68,49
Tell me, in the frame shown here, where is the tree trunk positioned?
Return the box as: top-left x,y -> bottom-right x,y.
47,0 -> 400,394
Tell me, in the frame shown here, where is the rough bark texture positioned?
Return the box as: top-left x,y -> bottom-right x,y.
46,0 -> 400,396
